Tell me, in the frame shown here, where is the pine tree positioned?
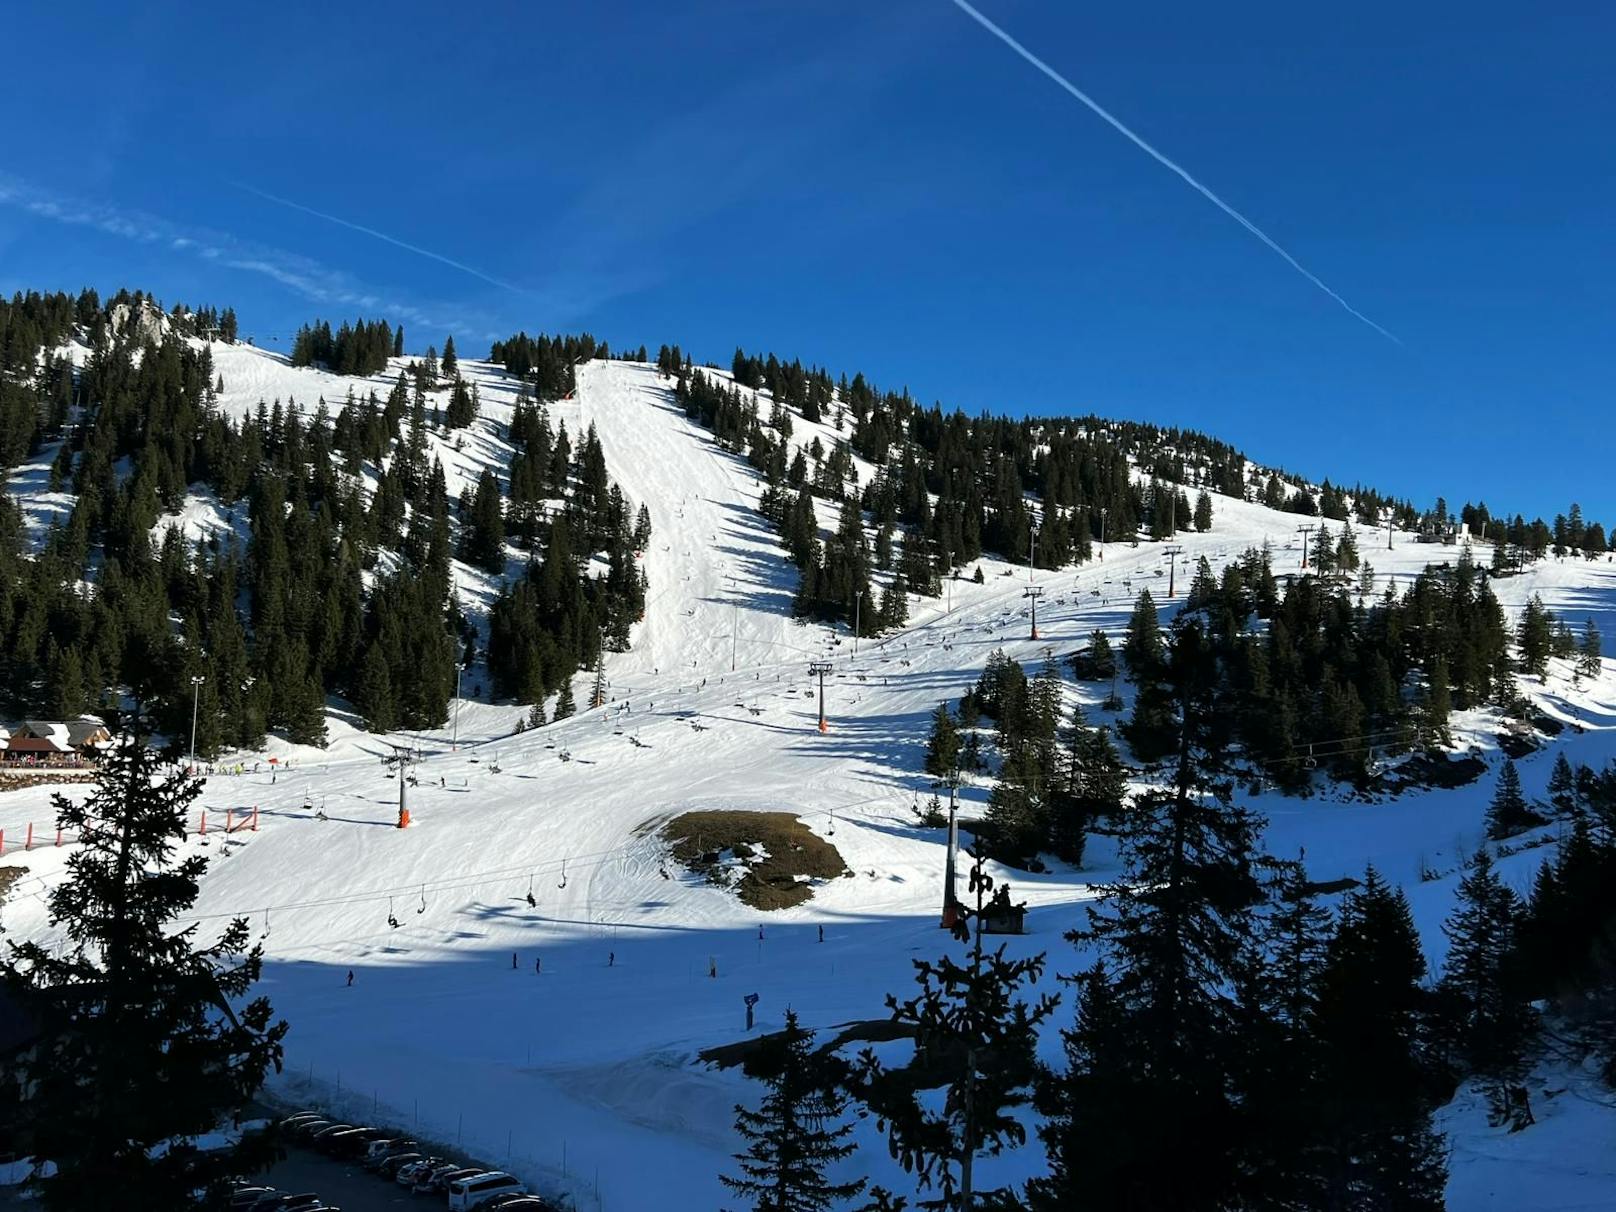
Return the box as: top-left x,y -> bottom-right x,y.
923,703 -> 961,779
441,334 -> 457,379
590,654 -> 608,710
286,672 -> 329,747
1243,856 -> 1334,1209
1031,663 -> 1266,1212
1577,619 -> 1602,680
1420,655 -> 1453,750
1439,850 -> 1536,1129
1517,594 -> 1552,678
855,861 -> 1057,1211
0,735 -> 287,1210
357,643 -> 396,733
554,680 -> 576,720
1311,869 -> 1447,1210
1123,589 -> 1163,678
1070,628 -> 1116,681
1486,758 -> 1539,840
1193,489 -> 1213,532
1546,752 -> 1579,819
720,1010 -> 865,1212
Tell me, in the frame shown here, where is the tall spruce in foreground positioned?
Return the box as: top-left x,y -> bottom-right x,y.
721,1010 -> 865,1212
1031,620 -> 1267,1212
1242,857 -> 1336,1210
0,735 -> 287,1210
855,861 -> 1057,1211
1311,869 -> 1447,1210
1438,850 -> 1536,1129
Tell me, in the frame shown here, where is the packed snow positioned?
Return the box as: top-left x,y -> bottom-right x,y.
4,349 -> 1614,1209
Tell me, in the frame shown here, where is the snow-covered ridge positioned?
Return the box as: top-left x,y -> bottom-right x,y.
2,350 -> 1613,1209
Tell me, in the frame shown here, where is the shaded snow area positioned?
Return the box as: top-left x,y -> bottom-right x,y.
5,352 -> 1616,1208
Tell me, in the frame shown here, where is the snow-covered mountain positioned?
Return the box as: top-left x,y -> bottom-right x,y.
4,344 -> 1614,1210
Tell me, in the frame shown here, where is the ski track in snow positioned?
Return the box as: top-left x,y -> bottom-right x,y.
4,348 -> 1615,1208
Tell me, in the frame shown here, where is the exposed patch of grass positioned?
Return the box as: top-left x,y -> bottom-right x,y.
0,864 -> 29,902
663,810 -> 847,911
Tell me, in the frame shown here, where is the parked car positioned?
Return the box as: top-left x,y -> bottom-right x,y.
291,1120 -> 335,1140
324,1127 -> 386,1157
363,1137 -> 416,1163
308,1123 -> 355,1146
482,1200 -> 548,1212
228,1186 -> 276,1209
395,1157 -> 444,1186
245,1194 -> 323,1212
417,1165 -> 482,1195
447,1170 -> 527,1210
278,1113 -> 324,1132
363,1140 -> 419,1170
375,1151 -> 424,1179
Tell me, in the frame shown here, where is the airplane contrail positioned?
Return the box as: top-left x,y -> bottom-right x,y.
946,0 -> 1401,345
232,182 -> 531,296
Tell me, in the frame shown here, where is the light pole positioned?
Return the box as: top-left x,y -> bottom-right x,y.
809,661 -> 832,733
1099,507 -> 1108,561
451,662 -> 464,751
1028,524 -> 1039,581
1297,525 -> 1316,570
189,675 -> 205,771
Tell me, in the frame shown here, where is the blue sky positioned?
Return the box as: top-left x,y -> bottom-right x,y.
3,1 -> 1611,523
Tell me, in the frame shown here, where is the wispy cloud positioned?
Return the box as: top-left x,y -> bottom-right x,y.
231,182 -> 534,296
0,172 -> 520,341
946,0 -> 1401,345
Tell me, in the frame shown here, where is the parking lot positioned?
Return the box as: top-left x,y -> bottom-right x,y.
251,1145 -> 420,1210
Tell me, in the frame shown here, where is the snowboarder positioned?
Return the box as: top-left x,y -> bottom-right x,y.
346,970 -> 354,987
512,952 -> 518,969
818,925 -> 824,944
535,957 -> 542,975
708,957 -> 717,979
608,951 -> 615,967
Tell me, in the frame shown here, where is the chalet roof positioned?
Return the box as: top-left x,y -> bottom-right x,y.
18,723 -> 71,751
64,716 -> 110,747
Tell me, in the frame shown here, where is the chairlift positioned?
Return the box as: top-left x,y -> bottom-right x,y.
1304,744 -> 1317,771
387,897 -> 400,929
558,859 -> 568,890
263,909 -> 271,939
828,809 -> 836,837
525,872 -> 536,908
416,884 -> 427,914
1366,747 -> 1387,778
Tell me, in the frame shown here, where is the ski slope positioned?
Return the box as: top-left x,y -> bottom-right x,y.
4,352 -> 1616,1209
